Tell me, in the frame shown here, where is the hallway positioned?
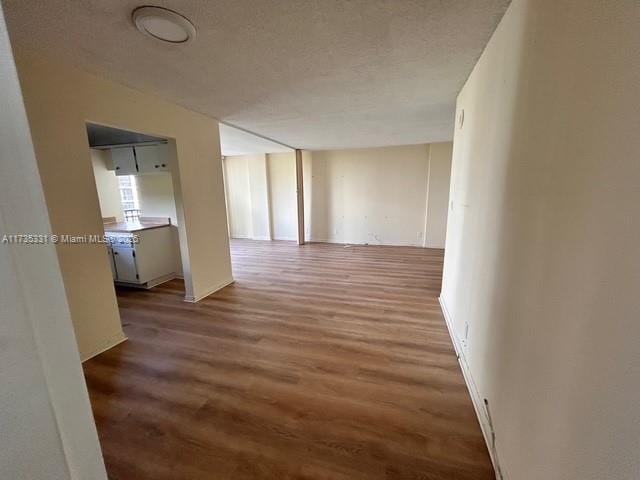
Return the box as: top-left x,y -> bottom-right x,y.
83,240 -> 493,479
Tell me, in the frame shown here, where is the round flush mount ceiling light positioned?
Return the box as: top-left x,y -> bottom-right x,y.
132,6 -> 196,44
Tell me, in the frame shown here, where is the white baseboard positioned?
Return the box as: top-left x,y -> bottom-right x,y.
81,331 -> 127,362
438,296 -> 507,480
306,237 -> 330,243
307,238 -> 425,248
144,273 -> 178,288
229,236 -> 276,241
184,277 -> 234,303
114,273 -> 179,289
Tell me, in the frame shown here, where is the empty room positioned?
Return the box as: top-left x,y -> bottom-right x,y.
1,1 -> 639,480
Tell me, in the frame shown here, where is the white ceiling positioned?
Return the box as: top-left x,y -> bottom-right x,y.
3,0 -> 510,151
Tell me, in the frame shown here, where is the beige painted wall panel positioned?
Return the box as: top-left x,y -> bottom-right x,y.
267,153 -> 297,241
223,156 -> 252,238
91,149 -> 123,222
136,172 -> 182,275
223,154 -> 273,240
247,154 -> 271,240
308,145 -> 430,246
301,151 -> 314,241
14,52 -> 232,358
441,0 -> 640,478
227,146 -> 450,247
137,173 -> 177,223
424,142 -> 452,248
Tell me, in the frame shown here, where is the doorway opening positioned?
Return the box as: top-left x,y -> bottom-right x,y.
86,122 -> 185,293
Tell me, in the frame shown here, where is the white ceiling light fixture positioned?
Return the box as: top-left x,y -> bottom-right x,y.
132,6 -> 196,44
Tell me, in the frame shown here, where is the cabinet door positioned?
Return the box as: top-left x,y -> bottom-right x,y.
135,144 -> 169,173
111,147 -> 137,175
112,246 -> 139,282
107,247 -> 117,280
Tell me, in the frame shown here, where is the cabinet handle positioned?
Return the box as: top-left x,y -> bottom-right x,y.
113,251 -> 118,255
161,164 -> 166,167
155,165 -> 159,168
115,166 -> 120,170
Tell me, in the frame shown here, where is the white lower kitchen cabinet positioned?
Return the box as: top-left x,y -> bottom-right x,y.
107,247 -> 117,280
106,224 -> 177,288
111,246 -> 139,282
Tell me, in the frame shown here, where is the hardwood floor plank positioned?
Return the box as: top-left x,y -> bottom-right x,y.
83,240 -> 493,479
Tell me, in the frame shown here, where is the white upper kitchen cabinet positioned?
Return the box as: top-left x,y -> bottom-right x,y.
111,147 -> 137,175
135,144 -> 169,174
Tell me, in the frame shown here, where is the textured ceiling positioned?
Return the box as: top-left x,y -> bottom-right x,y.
219,123 -> 292,156
3,0 -> 510,150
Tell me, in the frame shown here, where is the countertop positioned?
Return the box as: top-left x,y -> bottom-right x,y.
104,220 -> 171,233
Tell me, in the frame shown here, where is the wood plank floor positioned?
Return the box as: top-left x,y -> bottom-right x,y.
83,240 -> 494,480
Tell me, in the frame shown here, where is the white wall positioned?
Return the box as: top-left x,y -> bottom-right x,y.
424,142 -> 452,248
0,4 -> 107,478
307,144 -> 431,246
441,0 -> 640,479
267,152 -> 297,241
91,149 -> 123,221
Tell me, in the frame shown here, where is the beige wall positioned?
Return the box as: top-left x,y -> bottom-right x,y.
136,172 -> 182,276
223,155 -> 253,238
301,150 -> 314,241
223,154 -> 273,240
441,0 -> 640,478
14,52 -> 233,359
267,152 -> 297,241
224,145 -> 453,247
0,6 -> 106,477
247,155 -> 272,240
90,149 -> 123,222
307,144 -> 433,246
424,142 -> 452,248
136,173 -> 178,223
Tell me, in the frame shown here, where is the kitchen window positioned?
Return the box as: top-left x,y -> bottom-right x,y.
118,175 -> 140,220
